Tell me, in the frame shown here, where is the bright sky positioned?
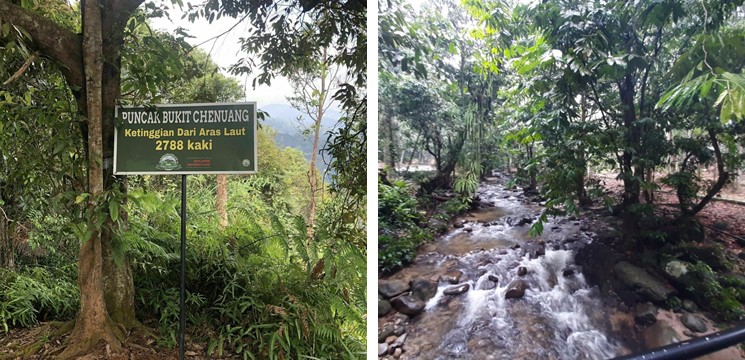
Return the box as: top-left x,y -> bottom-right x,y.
150,9 -> 293,107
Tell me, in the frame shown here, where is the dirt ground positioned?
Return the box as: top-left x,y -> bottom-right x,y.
594,172 -> 745,271
0,322 -> 238,360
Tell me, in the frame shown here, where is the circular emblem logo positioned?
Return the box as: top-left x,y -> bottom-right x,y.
156,153 -> 181,171
242,159 -> 251,167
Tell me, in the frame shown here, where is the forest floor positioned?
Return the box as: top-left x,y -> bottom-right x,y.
597,172 -> 745,243
0,322 -> 238,360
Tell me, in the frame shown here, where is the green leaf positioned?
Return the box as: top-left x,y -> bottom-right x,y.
109,201 -> 119,222
75,193 -> 89,204
448,43 -> 457,55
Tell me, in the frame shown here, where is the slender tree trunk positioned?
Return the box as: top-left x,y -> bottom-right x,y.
60,1 -> 124,357
405,133 -> 420,172
217,174 -> 228,228
306,49 -> 327,241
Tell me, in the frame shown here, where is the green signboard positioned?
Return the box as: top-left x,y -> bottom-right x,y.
113,102 -> 257,175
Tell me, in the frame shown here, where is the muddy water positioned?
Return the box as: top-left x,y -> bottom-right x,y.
389,180 -> 631,360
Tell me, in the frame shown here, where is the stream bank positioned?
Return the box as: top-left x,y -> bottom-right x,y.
378,174 -> 745,359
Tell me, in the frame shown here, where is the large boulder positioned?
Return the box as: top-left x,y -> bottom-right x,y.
410,278 -> 438,301
505,279 -> 529,299
391,295 -> 426,316
662,260 -> 719,307
379,280 -> 410,299
614,261 -> 675,303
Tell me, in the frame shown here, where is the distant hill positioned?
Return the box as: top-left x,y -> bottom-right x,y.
259,104 -> 343,177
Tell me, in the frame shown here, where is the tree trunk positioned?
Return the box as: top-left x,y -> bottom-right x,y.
405,133 -> 420,172
217,174 -> 228,228
684,129 -> 729,217
59,1 -> 124,357
306,49 -> 327,241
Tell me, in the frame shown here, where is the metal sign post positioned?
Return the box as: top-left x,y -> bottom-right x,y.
179,174 -> 187,359
113,102 -> 257,360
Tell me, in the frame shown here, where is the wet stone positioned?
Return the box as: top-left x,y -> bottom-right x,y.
634,302 -> 658,326
479,279 -> 497,290
393,348 -> 402,358
385,335 -> 397,344
615,261 -> 675,302
444,283 -> 470,296
379,299 -> 392,317
391,334 -> 407,349
378,343 -> 389,357
488,274 -> 499,283
681,313 -> 707,333
464,227 -> 473,233
410,278 -> 438,301
562,266 -> 579,277
682,299 -> 697,313
505,279 -> 529,299
379,280 -> 409,299
393,324 -> 405,336
517,266 -> 528,276
441,270 -> 463,284
379,323 -> 395,343
391,295 -> 425,316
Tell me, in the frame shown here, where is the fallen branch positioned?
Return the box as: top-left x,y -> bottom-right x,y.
3,52 -> 38,86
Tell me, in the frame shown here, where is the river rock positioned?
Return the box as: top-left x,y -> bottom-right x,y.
505,279 -> 529,299
379,299 -> 392,317
385,335 -> 396,344
634,302 -> 658,325
410,278 -> 438,301
444,283 -> 470,295
379,280 -> 409,299
488,274 -> 499,283
441,270 -> 463,284
562,266 -> 578,277
393,324 -> 405,336
643,319 -> 681,349
517,266 -> 528,276
393,348 -> 402,358
391,295 -> 425,316
428,218 -> 448,234
453,220 -> 465,228
379,323 -> 395,343
681,313 -> 707,333
391,334 -> 407,349
682,299 -> 698,312
378,343 -> 389,356
614,261 -> 675,302
479,279 -> 497,290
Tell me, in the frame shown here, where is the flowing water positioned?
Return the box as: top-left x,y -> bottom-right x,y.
389,179 -> 632,360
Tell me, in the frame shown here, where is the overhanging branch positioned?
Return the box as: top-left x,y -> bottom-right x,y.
0,1 -> 83,90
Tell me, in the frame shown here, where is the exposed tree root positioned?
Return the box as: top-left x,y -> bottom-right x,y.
56,318 -> 126,360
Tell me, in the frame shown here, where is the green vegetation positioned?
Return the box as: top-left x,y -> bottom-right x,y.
379,0 -> 745,323
0,0 -> 365,358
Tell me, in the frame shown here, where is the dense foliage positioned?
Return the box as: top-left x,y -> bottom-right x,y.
380,0 -> 745,320
0,2 -> 365,357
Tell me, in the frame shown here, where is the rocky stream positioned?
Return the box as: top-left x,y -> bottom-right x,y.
378,176 -> 745,360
